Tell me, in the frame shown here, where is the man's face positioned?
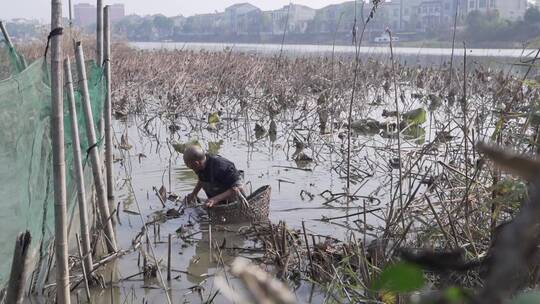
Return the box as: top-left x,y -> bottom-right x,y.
185,159 -> 204,172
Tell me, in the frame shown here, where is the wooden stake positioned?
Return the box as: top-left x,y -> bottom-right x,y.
96,0 -> 103,66
167,234 -> 172,281
302,221 -> 315,278
51,0 -> 71,302
153,223 -> 157,245
281,222 -> 287,256
6,231 -> 31,304
75,42 -> 118,253
65,57 -> 94,278
110,272 -> 114,304
209,224 -> 213,263
75,234 -> 91,302
104,5 -> 114,206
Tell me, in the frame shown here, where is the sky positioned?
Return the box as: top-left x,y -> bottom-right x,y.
2,0 -> 350,22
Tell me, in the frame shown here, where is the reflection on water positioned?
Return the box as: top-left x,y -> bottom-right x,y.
208,140 -> 224,155
174,166 -> 198,193
403,125 -> 427,145
186,224 -> 248,285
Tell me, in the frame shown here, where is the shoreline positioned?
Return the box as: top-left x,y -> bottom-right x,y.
126,40 -> 535,53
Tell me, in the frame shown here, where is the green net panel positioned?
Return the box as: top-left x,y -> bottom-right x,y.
0,49 -> 105,285
0,40 -> 26,79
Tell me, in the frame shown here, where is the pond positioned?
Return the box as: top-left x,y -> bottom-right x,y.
25,42 -> 529,302
68,92 -> 454,303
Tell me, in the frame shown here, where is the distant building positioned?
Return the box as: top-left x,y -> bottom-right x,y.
108,4 -> 125,23
381,0 -> 459,32
225,3 -> 259,15
416,0 -> 457,32
269,4 -> 316,34
184,13 -> 220,34
171,15 -> 186,27
464,0 -> 527,21
385,0 -> 526,32
495,0 -> 528,20
74,3 -> 125,27
307,1 -> 356,34
383,1 -> 403,30
224,3 -> 261,34
397,0 -> 424,31
74,3 -> 96,27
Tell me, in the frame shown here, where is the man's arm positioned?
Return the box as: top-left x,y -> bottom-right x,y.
206,187 -> 239,208
187,180 -> 203,203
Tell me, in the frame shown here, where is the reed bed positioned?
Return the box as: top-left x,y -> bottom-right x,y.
105,44 -> 540,303
16,39 -> 540,303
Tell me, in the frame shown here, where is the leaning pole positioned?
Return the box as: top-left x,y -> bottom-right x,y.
64,57 -> 94,278
50,0 -> 71,303
104,5 -> 114,203
75,42 -> 118,253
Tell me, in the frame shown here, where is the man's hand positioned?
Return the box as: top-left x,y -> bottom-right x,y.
205,198 -> 217,209
185,192 -> 197,205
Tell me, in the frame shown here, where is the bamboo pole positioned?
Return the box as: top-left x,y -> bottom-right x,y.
96,0 -> 105,145
75,41 -> 118,253
0,21 -> 14,48
104,5 -> 114,203
51,0 -> 71,303
6,231 -> 31,304
1,21 -> 27,69
96,0 -> 103,66
68,0 -> 73,27
64,57 -> 94,276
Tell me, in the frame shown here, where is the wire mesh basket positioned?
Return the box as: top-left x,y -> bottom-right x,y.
207,185 -> 271,224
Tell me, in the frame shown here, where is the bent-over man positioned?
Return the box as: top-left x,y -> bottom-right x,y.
184,145 -> 243,208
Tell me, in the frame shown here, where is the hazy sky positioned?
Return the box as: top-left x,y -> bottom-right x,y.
2,0 -> 349,22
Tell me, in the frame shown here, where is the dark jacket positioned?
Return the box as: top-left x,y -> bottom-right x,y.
196,154 -> 241,198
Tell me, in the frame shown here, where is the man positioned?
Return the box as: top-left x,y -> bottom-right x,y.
184,145 -> 243,208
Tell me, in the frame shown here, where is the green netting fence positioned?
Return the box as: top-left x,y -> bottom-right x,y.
0,42 -> 105,286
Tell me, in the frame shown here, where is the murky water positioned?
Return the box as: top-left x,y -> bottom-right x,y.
84,114 -> 375,303
57,94 -> 448,304
20,77 -> 486,303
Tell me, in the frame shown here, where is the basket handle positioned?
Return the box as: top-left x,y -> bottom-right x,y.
237,190 -> 250,209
